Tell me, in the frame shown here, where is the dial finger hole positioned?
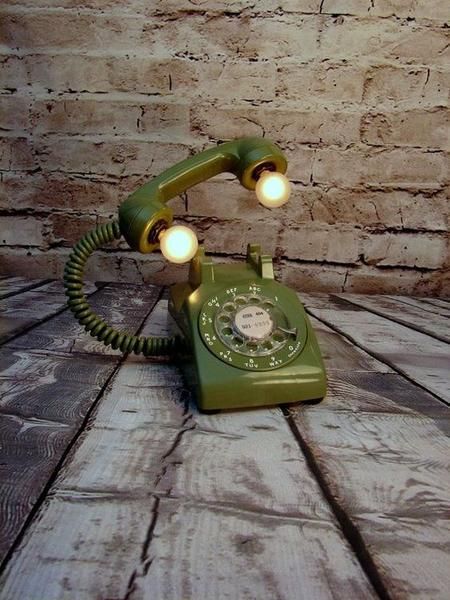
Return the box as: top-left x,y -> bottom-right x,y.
233,336 -> 244,347
219,314 -> 231,323
262,341 -> 273,351
273,332 -> 285,343
249,296 -> 260,303
246,341 -> 258,352
235,296 -> 247,305
222,327 -> 233,336
224,303 -> 235,312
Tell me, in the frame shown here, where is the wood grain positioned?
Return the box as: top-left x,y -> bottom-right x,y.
6,283 -> 161,356
0,277 -> 51,299
420,298 -> 450,310
308,314 -> 393,374
289,295 -> 450,600
290,371 -> 450,599
0,284 -> 156,564
0,301 -> 377,600
0,280 -> 97,344
390,296 -> 450,316
334,293 -> 450,343
301,293 -> 450,404
2,287 -> 449,599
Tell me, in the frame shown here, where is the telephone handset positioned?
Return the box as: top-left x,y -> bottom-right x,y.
64,137 -> 326,411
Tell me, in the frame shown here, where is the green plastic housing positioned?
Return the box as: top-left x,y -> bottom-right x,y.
169,245 -> 327,411
118,137 -> 287,253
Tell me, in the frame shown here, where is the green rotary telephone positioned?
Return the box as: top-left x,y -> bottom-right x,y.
63,137 -> 327,411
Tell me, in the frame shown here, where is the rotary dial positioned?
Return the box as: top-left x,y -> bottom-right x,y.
199,284 -> 305,371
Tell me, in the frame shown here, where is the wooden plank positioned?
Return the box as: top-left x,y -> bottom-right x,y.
301,293 -> 450,404
333,293 -> 450,343
421,297 -> 450,310
0,301 -> 377,599
0,284 -> 158,565
6,283 -> 161,356
309,314 -> 393,374
298,295 -> 450,596
387,295 -> 450,318
0,277 -> 51,299
0,351 -> 114,563
0,280 -> 97,344
288,370 -> 450,599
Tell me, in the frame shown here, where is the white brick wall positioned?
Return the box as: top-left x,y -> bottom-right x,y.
0,1 -> 448,295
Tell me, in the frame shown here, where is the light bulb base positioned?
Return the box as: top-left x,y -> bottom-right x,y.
148,220 -> 168,245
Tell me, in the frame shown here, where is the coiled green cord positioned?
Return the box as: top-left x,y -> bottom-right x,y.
63,220 -> 182,356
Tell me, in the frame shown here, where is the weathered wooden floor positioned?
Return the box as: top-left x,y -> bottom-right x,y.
0,276 -> 449,600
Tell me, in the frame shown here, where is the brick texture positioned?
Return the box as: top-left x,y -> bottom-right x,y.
0,2 -> 448,296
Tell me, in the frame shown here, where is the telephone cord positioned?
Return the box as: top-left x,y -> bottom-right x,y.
63,220 -> 183,356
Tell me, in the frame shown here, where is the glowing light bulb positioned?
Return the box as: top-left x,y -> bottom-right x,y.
255,171 -> 291,208
159,225 -> 198,264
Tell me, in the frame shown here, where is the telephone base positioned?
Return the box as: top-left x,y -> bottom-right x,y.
169,245 -> 327,411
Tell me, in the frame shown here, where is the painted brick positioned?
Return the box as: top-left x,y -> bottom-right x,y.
0,216 -> 43,246
191,105 -> 360,146
24,54 -> 198,96
0,94 -> 30,130
0,10 -> 319,60
279,261 -> 347,293
0,248 -> 64,279
33,138 -> 193,177
361,109 -> 450,150
1,2 -> 449,296
47,213 -> 98,245
321,0 -> 450,23
371,0 -> 450,23
287,148 -> 316,185
276,1 -> 322,12
193,218 -> 280,256
22,54 -> 278,102
203,60 -> 277,102
0,136 -> 36,171
363,67 -> 449,106
147,0 -> 322,12
281,185 -> 323,224
141,14 -> 319,61
0,11 -> 142,53
345,266 -> 449,296
0,172 -> 143,213
313,147 -> 447,188
185,180 -> 259,219
281,225 -> 361,264
0,0 -> 323,13
320,18 -> 450,66
277,62 -> 365,103
32,97 -> 189,136
159,180 -> 318,223
319,189 -> 449,231
364,233 -> 448,269
0,54 -> 27,90
386,27 -> 450,67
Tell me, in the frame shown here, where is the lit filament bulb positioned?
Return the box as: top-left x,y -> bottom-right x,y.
159,225 -> 199,264
255,171 -> 291,208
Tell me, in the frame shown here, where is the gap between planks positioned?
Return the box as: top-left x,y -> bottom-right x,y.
0,278 -> 53,300
301,293 -> 450,407
332,293 -> 450,344
0,280 -> 102,345
0,283 -> 165,571
0,297 -> 381,600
